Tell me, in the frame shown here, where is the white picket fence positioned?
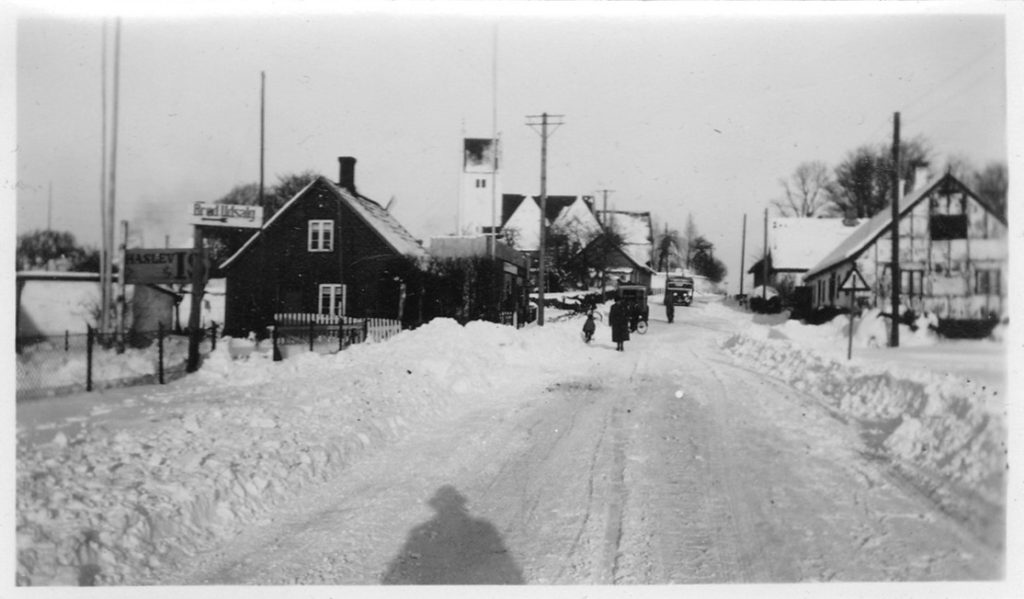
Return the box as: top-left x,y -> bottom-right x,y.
273,313 -> 403,345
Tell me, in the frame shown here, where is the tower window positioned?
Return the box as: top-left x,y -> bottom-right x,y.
476,178 -> 487,188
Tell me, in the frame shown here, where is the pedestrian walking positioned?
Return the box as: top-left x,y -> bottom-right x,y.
665,294 -> 675,323
582,310 -> 596,343
608,297 -> 630,352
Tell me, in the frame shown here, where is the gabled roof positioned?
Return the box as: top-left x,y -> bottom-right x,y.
755,217 -> 864,273
221,176 -> 427,270
501,193 -> 580,226
574,233 -> 657,274
596,209 -> 653,267
804,173 -> 998,280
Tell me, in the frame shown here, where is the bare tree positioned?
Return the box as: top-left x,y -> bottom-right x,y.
772,161 -> 836,217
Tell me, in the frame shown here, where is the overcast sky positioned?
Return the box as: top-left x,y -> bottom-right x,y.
10,3 -> 1016,293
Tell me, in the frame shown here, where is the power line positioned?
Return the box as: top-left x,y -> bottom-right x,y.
898,44 -> 1001,117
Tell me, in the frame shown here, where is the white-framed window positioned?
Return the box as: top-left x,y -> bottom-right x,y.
318,284 -> 345,316
308,220 -> 335,252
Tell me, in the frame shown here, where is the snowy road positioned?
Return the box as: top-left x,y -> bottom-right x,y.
151,306 -> 1001,584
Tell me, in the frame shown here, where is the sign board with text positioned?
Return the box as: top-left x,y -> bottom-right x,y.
125,249 -> 208,285
189,202 -> 263,228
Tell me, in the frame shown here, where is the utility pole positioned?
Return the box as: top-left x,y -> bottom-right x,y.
117,220 -> 128,352
762,208 -> 768,301
890,112 -> 901,348
490,25 -> 499,259
739,213 -> 747,297
106,17 -> 122,335
99,19 -> 110,334
596,189 -> 613,227
259,71 -> 266,207
527,112 -> 564,326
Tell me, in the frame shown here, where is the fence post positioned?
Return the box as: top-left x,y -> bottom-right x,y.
339,317 -> 345,352
65,330 -> 69,352
272,325 -> 282,361
363,318 -> 369,343
210,322 -> 218,351
86,325 -> 94,392
158,322 -> 165,385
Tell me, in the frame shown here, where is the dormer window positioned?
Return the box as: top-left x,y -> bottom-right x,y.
309,220 -> 334,252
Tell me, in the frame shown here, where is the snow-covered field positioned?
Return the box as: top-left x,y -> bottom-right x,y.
14,297 -> 1011,586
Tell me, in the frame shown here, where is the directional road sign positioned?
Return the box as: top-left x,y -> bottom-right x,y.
124,249 -> 209,285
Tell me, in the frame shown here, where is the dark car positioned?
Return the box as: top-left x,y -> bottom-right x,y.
665,276 -> 694,306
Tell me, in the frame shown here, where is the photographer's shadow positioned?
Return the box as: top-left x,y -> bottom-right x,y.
381,485 -> 524,585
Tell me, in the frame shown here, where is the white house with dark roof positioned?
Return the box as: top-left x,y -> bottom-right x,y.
803,172 -> 1007,323
498,194 -> 601,252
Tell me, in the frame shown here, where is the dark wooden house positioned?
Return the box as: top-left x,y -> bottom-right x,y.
220,157 -> 429,337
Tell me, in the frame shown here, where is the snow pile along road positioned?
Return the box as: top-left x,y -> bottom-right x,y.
720,328 -> 1006,546
16,318 -> 586,586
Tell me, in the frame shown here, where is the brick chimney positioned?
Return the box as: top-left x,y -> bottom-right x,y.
338,156 -> 357,193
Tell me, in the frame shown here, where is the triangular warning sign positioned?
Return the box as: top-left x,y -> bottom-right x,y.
839,268 -> 871,292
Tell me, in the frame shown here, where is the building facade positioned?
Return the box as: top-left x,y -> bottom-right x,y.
220,157 -> 429,336
803,173 -> 1007,321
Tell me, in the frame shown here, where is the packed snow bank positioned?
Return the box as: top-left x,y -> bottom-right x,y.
720,330 -> 1006,544
16,318 -> 588,586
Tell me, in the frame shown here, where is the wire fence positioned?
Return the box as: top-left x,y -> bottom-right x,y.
15,324 -> 219,401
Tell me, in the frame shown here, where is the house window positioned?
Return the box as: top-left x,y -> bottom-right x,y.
318,284 -> 345,316
308,220 -> 334,252
975,270 -> 1000,295
930,214 -> 967,240
475,178 -> 487,189
900,270 -> 924,298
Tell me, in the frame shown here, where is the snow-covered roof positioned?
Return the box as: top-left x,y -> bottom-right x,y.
767,217 -> 863,271
597,210 -> 653,267
804,173 -> 977,280
221,176 -> 427,270
501,194 -> 590,227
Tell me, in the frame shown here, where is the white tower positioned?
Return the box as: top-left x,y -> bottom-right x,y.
459,137 -> 500,235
